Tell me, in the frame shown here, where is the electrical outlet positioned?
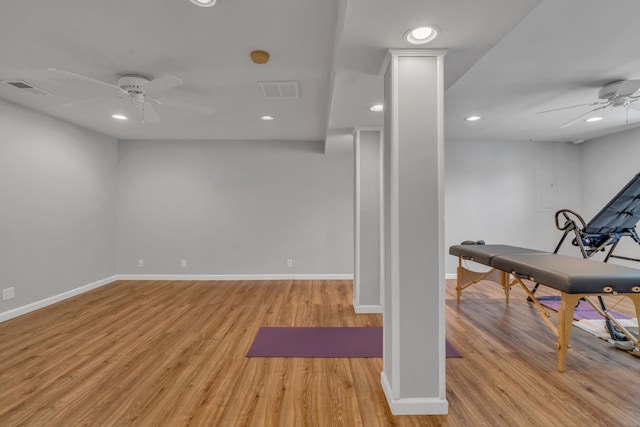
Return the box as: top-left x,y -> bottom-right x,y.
2,287 -> 15,301
138,259 -> 144,268
181,259 -> 187,268
287,259 -> 293,268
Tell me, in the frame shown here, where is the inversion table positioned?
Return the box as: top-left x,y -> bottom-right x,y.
553,173 -> 640,262
449,243 -> 640,371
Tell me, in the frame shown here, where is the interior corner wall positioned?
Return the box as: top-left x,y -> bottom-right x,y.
444,139 -> 583,274
0,100 -> 118,314
580,126 -> 640,262
116,139 -> 354,275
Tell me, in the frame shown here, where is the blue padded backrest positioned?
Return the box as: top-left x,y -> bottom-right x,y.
584,173 -> 640,235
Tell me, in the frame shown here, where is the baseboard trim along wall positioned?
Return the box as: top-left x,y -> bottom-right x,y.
0,275 -> 118,323
381,372 -> 449,415
353,302 -> 384,314
445,273 -> 456,280
115,274 -> 354,281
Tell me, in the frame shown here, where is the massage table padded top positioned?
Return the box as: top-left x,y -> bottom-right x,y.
491,253 -> 640,294
448,244 -> 546,265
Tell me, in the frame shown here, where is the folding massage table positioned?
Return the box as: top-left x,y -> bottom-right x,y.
449,243 -> 640,371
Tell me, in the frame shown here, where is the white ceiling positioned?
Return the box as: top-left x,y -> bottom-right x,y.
3,0 -> 640,143
0,0 -> 339,140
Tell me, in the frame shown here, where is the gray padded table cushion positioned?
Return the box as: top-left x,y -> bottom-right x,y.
449,244 -> 547,266
491,253 -> 640,294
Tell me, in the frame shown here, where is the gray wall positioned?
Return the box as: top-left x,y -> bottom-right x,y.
444,139 -> 583,274
0,100 -> 117,313
116,139 -> 353,275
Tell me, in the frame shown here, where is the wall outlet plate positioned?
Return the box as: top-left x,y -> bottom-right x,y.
138,259 -> 144,268
2,287 -> 15,301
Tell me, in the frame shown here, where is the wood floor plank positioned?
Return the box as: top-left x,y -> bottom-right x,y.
1,279 -> 640,426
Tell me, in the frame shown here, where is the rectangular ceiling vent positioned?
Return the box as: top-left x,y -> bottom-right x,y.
2,80 -> 51,96
258,81 -> 300,99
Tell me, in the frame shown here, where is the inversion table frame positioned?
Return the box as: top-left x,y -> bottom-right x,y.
450,243 -> 640,371
553,173 -> 640,262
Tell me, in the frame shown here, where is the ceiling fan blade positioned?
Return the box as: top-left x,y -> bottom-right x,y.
151,96 -> 216,115
62,97 -> 115,108
143,74 -> 183,96
136,102 -> 161,124
536,101 -> 606,115
628,98 -> 640,111
559,104 -> 609,128
616,79 -> 640,97
47,68 -> 125,93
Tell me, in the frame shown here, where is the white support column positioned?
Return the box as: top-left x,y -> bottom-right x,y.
353,128 -> 384,314
380,49 -> 448,415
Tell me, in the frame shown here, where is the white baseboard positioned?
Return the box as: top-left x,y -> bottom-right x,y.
115,274 -> 354,281
445,273 -> 456,280
381,372 -> 449,415
353,302 -> 384,314
0,275 -> 118,323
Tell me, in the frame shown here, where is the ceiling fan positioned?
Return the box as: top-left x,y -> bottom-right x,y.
536,79 -> 640,128
49,69 -> 210,124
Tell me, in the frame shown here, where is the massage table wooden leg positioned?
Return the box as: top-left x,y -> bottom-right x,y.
455,257 -> 512,304
557,293 -> 581,372
456,257 -> 463,304
628,294 -> 640,323
627,295 -> 640,349
502,271 -> 510,303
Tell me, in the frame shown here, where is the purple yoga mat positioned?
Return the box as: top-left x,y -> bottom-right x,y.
246,326 -> 462,358
538,296 -> 629,321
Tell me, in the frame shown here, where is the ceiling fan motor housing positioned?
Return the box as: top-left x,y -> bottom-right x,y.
118,75 -> 150,94
598,81 -> 628,100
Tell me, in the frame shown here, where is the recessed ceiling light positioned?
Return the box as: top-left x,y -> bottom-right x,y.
585,117 -> 603,122
261,115 -> 275,121
112,114 -> 128,120
465,115 -> 481,122
190,0 -> 216,7
370,104 -> 384,112
405,25 -> 440,45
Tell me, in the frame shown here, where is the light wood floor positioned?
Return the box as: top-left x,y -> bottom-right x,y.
1,279 -> 640,426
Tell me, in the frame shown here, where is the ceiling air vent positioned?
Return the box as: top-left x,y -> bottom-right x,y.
2,80 -> 51,96
258,81 -> 300,99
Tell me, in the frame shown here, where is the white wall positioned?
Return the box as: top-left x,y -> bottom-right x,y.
581,126 -> 640,262
116,139 -> 353,275
444,139 -> 583,274
0,100 -> 117,314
